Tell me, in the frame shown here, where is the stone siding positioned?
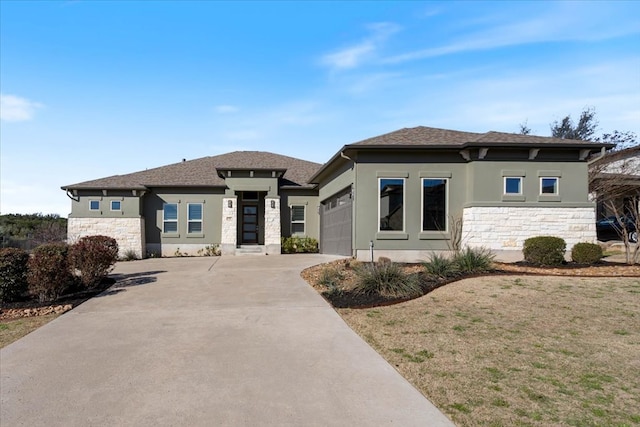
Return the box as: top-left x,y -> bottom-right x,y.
67,217 -> 145,258
220,197 -> 237,255
461,206 -> 596,250
264,197 -> 281,255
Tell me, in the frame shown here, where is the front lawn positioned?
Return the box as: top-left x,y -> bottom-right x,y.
336,275 -> 640,426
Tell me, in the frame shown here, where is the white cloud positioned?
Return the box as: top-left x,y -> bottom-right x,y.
214,105 -> 239,114
320,22 -> 401,71
0,94 -> 44,122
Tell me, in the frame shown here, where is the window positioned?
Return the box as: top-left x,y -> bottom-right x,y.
379,178 -> 404,231
163,203 -> 178,233
291,205 -> 305,234
422,178 -> 447,231
89,200 -> 100,211
187,203 -> 203,234
504,177 -> 522,195
540,177 -> 558,195
110,200 -> 121,211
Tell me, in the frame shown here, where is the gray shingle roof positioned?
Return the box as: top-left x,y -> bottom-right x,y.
350,126 -> 608,147
62,151 -> 322,190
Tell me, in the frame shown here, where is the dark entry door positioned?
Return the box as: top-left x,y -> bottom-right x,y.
242,204 -> 258,244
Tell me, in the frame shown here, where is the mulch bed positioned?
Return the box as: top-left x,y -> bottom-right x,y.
301,258 -> 640,309
0,279 -> 115,321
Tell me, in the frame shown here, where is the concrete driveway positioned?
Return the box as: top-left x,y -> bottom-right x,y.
1,255 -> 453,426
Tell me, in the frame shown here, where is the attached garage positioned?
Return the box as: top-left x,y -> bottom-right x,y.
320,190 -> 352,256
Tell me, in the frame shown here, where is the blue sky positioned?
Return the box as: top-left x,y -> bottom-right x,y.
1,0 -> 639,216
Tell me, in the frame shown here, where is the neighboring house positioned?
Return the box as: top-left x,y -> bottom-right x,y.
62,126 -> 610,261
589,145 -> 640,219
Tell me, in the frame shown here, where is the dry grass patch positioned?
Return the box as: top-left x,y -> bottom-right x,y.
0,313 -> 61,348
337,276 -> 640,426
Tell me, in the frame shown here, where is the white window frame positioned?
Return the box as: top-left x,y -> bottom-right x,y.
290,205 -> 306,235
504,177 -> 523,195
540,177 -> 559,195
187,203 -> 203,234
421,178 -> 449,232
89,200 -> 100,211
163,203 -> 178,234
378,177 -> 406,232
110,200 -> 121,211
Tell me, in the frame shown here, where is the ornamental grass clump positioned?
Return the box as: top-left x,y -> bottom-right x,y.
452,246 -> 495,275
523,236 -> 566,266
571,242 -> 603,264
422,253 -> 459,280
354,262 -> 422,299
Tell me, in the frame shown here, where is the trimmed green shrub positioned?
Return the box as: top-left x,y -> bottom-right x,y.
523,236 -> 566,266
452,247 -> 495,274
571,242 -> 603,264
27,243 -> 73,303
69,235 -> 119,288
281,236 -> 319,254
0,248 -> 29,303
423,253 -> 459,280
354,262 -> 422,299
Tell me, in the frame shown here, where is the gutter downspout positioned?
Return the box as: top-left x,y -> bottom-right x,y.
587,147 -> 607,165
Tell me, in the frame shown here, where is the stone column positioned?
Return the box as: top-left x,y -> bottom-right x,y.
264,196 -> 281,255
221,197 -> 238,255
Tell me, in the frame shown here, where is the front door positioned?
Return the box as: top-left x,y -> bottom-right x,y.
242,204 -> 258,244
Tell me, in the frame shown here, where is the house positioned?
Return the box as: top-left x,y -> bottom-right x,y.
589,145 -> 640,219
62,126 -> 611,261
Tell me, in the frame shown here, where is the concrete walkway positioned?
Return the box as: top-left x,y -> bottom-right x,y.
1,255 -> 453,426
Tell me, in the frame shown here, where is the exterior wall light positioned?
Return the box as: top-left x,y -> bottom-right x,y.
270,200 -> 276,209
228,200 -> 233,208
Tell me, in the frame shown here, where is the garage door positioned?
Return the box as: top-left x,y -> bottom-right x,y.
320,190 -> 352,256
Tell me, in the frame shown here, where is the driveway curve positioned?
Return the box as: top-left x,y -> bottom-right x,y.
1,255 -> 453,426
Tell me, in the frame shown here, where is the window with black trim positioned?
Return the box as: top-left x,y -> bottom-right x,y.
163,203 -> 178,233
422,178 -> 447,231
291,205 -> 305,235
379,178 -> 404,231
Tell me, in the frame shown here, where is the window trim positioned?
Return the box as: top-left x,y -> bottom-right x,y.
290,205 -> 306,235
378,177 -> 406,233
504,177 -> 523,195
163,203 -> 179,234
110,200 -> 121,211
540,177 -> 559,195
187,203 -> 203,235
421,177 -> 449,233
89,200 -> 100,211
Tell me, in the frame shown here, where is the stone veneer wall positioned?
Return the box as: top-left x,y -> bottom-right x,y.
67,217 -> 145,258
264,197 -> 281,255
220,197 -> 237,255
461,206 -> 596,250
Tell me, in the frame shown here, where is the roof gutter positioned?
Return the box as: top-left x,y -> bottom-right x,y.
587,146 -> 608,165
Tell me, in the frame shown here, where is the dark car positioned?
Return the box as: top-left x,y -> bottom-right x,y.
596,216 -> 638,243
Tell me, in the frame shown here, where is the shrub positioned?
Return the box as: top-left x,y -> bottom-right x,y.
197,244 -> 221,257
27,243 -> 73,303
281,236 -> 319,254
523,236 -> 566,266
571,242 -> 603,264
452,247 -> 495,275
0,248 -> 29,303
423,253 -> 459,280
69,235 -> 119,288
121,249 -> 139,261
354,262 -> 422,299
318,266 -> 345,298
